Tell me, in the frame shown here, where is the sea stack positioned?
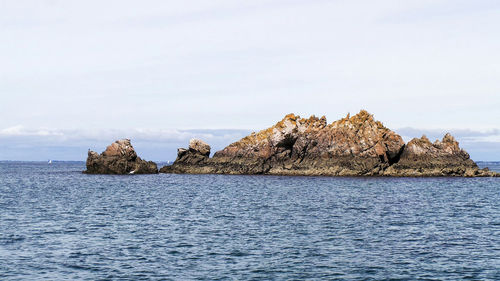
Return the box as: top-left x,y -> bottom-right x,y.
160,110 -> 498,177
85,139 -> 158,174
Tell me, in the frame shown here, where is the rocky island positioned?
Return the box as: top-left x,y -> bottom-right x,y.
85,139 -> 158,174
160,110 -> 498,177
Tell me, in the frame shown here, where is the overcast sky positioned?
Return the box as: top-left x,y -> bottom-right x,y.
1,0 -> 499,161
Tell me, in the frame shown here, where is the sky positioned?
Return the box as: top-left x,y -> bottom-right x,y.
1,0 -> 499,161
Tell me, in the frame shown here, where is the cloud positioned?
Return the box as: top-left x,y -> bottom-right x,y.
2,125 -> 500,161
0,126 -> 250,143
0,125 -> 64,137
0,126 -> 251,161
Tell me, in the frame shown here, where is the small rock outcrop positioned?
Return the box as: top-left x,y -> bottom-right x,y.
161,111 -> 498,177
384,134 -> 495,176
85,139 -> 158,174
159,138 -> 211,173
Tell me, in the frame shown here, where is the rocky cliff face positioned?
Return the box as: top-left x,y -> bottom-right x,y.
208,110 -> 406,175
160,110 -> 499,177
85,139 -> 158,174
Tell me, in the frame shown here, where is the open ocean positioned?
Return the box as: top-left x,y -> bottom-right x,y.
1,161 -> 499,280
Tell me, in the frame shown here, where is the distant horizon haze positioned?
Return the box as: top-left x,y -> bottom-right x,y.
1,120 -> 500,162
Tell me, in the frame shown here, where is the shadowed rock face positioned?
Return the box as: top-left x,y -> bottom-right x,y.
161,110 -> 498,177
85,139 -> 158,174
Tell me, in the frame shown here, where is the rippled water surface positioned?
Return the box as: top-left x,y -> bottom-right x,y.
1,162 -> 500,280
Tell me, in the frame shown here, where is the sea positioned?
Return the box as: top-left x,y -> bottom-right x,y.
1,161 -> 499,280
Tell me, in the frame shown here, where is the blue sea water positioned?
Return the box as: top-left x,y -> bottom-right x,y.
1,162 -> 499,280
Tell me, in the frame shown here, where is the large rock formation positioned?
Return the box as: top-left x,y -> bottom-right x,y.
161,110 -> 497,177
85,139 -> 158,174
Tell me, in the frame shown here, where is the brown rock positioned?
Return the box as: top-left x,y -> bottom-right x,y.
163,110 -> 407,176
102,139 -> 137,159
384,133 -> 488,177
160,111 -> 498,177
159,139 -> 211,173
189,138 -> 211,157
85,139 -> 158,174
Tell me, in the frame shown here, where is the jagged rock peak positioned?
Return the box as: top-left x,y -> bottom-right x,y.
435,132 -> 461,155
102,139 -> 137,160
346,109 -> 374,123
224,113 -> 328,151
442,132 -> 456,143
439,133 -> 460,151
85,139 -> 158,174
212,110 -> 405,166
274,113 -> 328,130
331,110 -> 385,130
189,138 -> 211,157
405,133 -> 465,157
